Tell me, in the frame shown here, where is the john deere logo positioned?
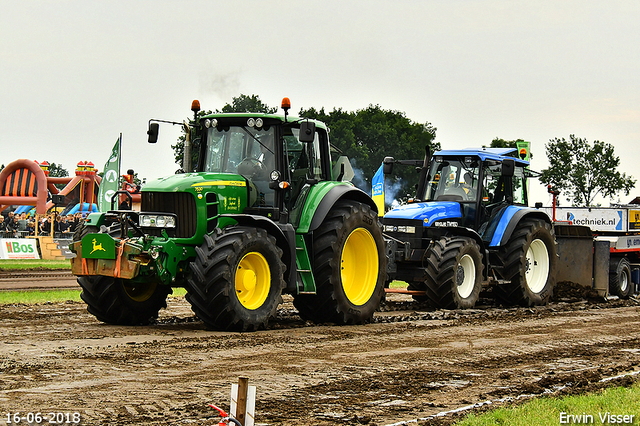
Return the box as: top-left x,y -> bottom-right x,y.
90,238 -> 106,254
81,234 -> 116,259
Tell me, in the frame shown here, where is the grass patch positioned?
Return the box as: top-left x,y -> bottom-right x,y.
389,280 -> 408,289
0,289 -> 82,304
0,286 -> 187,305
456,381 -> 640,425
0,259 -> 71,270
172,287 -> 187,297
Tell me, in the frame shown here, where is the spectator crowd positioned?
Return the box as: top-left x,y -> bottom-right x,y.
0,211 -> 85,238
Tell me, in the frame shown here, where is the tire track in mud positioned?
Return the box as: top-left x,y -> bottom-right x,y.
1,296 -> 640,425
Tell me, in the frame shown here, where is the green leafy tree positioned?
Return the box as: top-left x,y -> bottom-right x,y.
45,162 -> 69,190
299,104 -> 439,201
47,162 -> 68,178
487,138 -> 520,149
540,135 -> 635,206
171,109 -> 212,170
221,94 -> 277,114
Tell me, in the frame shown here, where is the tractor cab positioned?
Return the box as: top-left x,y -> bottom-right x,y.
193,112 -> 336,227
385,148 -> 532,241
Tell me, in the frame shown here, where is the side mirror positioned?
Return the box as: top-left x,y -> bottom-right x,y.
299,121 -> 316,143
502,158 -> 515,177
147,122 -> 159,143
383,157 -> 395,175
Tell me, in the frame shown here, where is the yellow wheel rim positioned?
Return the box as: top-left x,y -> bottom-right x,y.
235,252 -> 270,310
341,227 -> 379,306
123,281 -> 157,302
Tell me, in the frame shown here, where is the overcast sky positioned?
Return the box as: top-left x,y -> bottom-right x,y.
2,0 -> 638,205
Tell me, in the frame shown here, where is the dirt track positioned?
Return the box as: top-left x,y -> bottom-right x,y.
1,286 -> 640,426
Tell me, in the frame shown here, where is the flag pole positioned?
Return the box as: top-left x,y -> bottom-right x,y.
118,133 -> 122,185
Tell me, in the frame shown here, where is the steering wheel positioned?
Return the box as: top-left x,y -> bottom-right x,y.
444,186 -> 468,198
237,158 -> 267,179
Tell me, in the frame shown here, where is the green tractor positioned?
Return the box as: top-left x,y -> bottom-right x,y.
70,98 -> 386,331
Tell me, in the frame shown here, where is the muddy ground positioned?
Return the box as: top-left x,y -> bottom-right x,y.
1,284 -> 640,426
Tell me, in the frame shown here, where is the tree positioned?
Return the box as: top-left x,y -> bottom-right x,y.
540,135 -> 635,206
299,104 -> 439,201
221,94 -> 277,114
46,162 -> 69,190
488,137 -> 522,149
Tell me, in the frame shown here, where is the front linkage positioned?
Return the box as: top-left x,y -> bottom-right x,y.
70,209 -> 194,287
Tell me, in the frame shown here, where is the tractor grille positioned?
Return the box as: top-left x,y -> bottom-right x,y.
141,192 -> 197,238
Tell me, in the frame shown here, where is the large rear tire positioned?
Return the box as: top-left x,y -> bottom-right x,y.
609,257 -> 632,299
186,227 -> 286,331
75,225 -> 171,325
495,219 -> 557,306
293,201 -> 386,324
423,236 -> 483,309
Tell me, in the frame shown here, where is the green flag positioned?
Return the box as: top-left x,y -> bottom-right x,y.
98,135 -> 122,212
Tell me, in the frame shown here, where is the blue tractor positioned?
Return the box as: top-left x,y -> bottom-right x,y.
382,147 -> 557,309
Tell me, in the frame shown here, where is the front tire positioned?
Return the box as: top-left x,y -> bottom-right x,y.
609,257 -> 632,299
423,236 -> 483,309
293,201 -> 386,324
75,225 -> 171,325
495,219 -> 557,306
186,227 -> 286,331
79,276 -> 171,325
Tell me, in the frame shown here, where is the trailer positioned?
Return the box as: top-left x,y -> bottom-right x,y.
539,203 -> 640,299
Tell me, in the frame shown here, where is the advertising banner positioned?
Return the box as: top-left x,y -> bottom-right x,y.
541,207 -> 626,232
0,239 -> 40,259
372,164 -> 384,217
98,136 -> 122,212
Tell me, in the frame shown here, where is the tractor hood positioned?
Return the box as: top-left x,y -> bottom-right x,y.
143,172 -> 250,215
383,202 -> 462,227
143,172 -> 246,192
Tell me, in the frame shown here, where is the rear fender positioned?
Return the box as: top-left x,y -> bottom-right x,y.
297,183 -> 378,234
84,212 -> 107,228
490,207 -> 552,247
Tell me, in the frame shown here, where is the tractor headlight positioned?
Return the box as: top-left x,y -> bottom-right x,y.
139,214 -> 176,228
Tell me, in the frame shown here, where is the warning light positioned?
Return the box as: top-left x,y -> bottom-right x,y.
519,148 -> 527,160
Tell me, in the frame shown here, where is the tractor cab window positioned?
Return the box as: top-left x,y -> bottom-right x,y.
283,126 -> 325,217
283,128 -> 322,181
482,162 -> 527,206
424,157 -> 480,202
203,125 -> 276,206
513,166 -> 527,205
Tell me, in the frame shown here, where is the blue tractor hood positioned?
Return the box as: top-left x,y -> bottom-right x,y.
384,202 -> 462,226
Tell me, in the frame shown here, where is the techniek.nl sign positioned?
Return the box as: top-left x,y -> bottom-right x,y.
0,239 -> 40,259
541,208 -> 625,232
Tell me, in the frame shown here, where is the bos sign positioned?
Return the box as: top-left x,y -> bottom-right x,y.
0,239 -> 40,259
